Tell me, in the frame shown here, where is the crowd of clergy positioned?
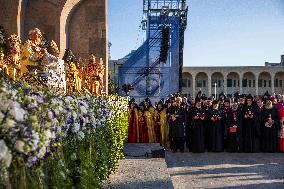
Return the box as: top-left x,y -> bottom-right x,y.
128,91 -> 284,153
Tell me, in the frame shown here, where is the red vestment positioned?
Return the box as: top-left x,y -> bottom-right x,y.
128,109 -> 138,143
278,107 -> 284,152
139,111 -> 149,143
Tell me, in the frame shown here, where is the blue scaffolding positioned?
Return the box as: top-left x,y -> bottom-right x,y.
119,0 -> 188,102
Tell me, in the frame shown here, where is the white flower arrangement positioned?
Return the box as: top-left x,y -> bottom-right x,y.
0,76 -> 129,172
0,140 -> 12,168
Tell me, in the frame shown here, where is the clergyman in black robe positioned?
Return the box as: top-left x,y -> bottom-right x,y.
208,100 -> 224,152
171,97 -> 185,152
185,103 -> 194,151
225,101 -> 243,152
242,95 -> 261,152
190,100 -> 206,153
261,99 -> 280,152
221,99 -> 231,151
203,98 -> 212,151
167,102 -> 175,150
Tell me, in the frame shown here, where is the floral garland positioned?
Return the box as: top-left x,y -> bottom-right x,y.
0,74 -> 128,188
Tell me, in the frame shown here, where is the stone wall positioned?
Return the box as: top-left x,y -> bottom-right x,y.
68,0 -> 106,59
0,0 -> 21,35
182,66 -> 284,97
24,0 -> 59,42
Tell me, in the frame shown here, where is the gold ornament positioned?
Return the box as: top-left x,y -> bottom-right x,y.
5,34 -> 21,80
84,54 -> 105,96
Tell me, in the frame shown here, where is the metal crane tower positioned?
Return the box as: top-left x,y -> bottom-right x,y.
119,0 -> 188,102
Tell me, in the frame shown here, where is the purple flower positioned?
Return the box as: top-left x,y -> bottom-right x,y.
24,130 -> 32,138
67,117 -> 73,124
52,146 -> 58,152
79,116 -> 85,125
27,156 -> 38,167
43,151 -> 51,159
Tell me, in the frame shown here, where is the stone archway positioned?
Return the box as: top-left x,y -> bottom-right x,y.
182,72 -> 193,97
227,72 -> 240,96
211,72 -> 224,96
195,72 -> 208,97
19,0 -> 85,54
60,0 -> 84,57
258,72 -> 272,95
23,0 -> 59,42
274,71 -> 284,95
242,72 -> 256,95
68,0 -> 107,59
0,0 -> 24,36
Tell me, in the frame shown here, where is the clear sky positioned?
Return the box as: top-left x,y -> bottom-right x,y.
109,0 -> 284,66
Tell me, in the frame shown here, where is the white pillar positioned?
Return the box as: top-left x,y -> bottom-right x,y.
255,73 -> 259,96
192,74 -> 196,97
208,76 -> 212,97
271,74 -> 275,95
224,74 -> 228,95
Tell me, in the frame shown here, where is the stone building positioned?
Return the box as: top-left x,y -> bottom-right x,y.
0,0 -> 108,92
182,55 -> 284,97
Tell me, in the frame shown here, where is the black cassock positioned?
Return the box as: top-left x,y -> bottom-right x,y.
261,106 -> 279,152
185,105 -> 194,151
190,107 -> 206,153
221,107 -> 230,151
171,105 -> 185,152
242,105 -> 261,152
208,109 -> 224,152
167,105 -> 175,150
203,105 -> 212,152
225,108 -> 243,152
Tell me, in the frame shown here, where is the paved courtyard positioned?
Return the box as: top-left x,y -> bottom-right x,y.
166,152 -> 284,189
104,144 -> 284,189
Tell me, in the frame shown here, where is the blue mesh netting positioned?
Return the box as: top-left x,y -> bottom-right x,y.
119,16 -> 181,103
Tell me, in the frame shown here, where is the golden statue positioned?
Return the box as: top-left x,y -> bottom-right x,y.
85,54 -> 97,95
20,28 -> 47,76
63,49 -> 82,93
20,28 -> 66,92
66,62 -> 81,93
5,34 -> 21,80
84,54 -> 105,96
95,58 -> 105,96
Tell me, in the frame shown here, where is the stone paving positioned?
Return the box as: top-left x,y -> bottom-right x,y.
103,157 -> 174,189
166,152 -> 284,189
104,144 -> 284,189
103,144 -> 173,189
